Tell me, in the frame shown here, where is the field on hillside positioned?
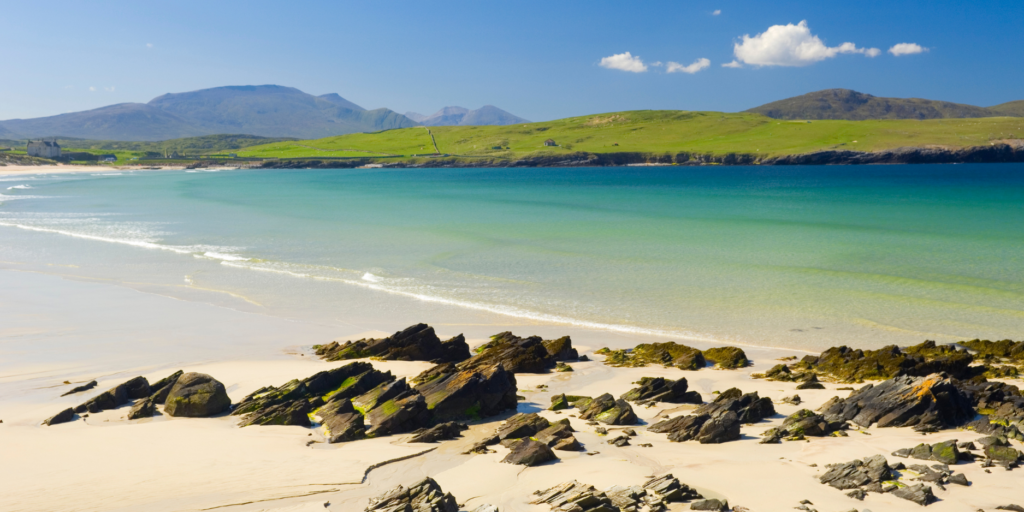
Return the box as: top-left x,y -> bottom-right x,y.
238,111 -> 1024,160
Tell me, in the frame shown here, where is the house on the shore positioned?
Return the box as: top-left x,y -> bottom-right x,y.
544,139 -> 557,147
27,140 -> 61,159
100,154 -> 117,162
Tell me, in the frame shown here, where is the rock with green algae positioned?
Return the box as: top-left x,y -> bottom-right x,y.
578,393 -> 638,425
702,346 -> 749,369
315,323 -> 470,363
148,370 -> 183,404
317,398 -> 365,443
549,393 -> 570,411
164,373 -> 231,418
620,377 -> 701,404
459,331 -> 578,374
555,362 -> 574,372
352,378 -> 411,412
365,393 -> 431,436
413,363 -> 518,422
598,342 -> 706,370
497,412 -> 551,440
818,373 -> 975,429
501,438 -> 557,466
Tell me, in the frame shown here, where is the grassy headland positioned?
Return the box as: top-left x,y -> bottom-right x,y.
235,110 -> 1024,163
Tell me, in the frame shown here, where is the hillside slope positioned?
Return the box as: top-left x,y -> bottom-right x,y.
0,85 -> 417,141
408,105 -> 529,126
990,100 -> 1024,117
747,89 -> 1018,120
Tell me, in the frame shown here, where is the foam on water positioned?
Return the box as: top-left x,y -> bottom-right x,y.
7,184 -> 32,190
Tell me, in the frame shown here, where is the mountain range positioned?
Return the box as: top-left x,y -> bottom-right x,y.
405,105 -> 530,126
747,89 -> 1023,121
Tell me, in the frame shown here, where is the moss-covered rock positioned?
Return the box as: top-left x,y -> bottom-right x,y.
459,332 -> 577,374
315,323 -> 470,363
620,377 -> 700,404
414,363 -> 518,422
164,373 -> 231,418
702,347 -> 749,369
549,393 -> 569,411
578,393 -> 637,425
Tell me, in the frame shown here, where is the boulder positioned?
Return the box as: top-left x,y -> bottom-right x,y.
498,413 -> 551,440
607,435 -> 630,446
365,393 -> 431,436
578,393 -> 638,425
122,376 -> 151,399
702,346 -> 749,369
643,474 -> 703,509
127,397 -> 156,420
316,323 -> 470,363
408,422 -> 468,443
996,506 -> 1024,512
690,499 -> 728,511
819,455 -> 893,490
352,378 -> 411,412
149,370 -> 183,404
44,407 -> 75,426
796,374 -> 826,390
891,483 -> 935,506
365,477 -> 458,512
414,363 -> 518,422
599,342 -> 707,370
929,440 -> 960,464
164,373 -> 231,417
818,374 -> 974,429
460,331 -> 576,373
549,393 -> 569,411
695,411 -> 741,444
551,436 -> 583,451
807,341 -> 975,382
947,473 -> 969,486
238,398 -> 319,427
74,378 -> 145,414
502,439 -> 556,466
621,377 -> 700,404
765,409 -> 845,438
60,380 -> 97,397
695,388 -> 775,424
531,481 -> 618,511
317,399 -> 366,443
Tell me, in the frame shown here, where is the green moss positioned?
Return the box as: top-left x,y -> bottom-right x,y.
702,347 -> 749,369
380,399 -> 399,416
323,376 -> 359,399
464,404 -> 482,420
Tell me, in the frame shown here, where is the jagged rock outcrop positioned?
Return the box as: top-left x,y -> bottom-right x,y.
649,388 -> 770,444
891,484 -> 935,506
532,476 -> 704,512
127,397 -> 156,420
536,421 -> 582,451
73,376 -> 150,414
365,392 -> 431,436
597,342 -> 707,370
761,409 -> 846,442
502,438 -> 556,466
459,331 -> 578,373
60,380 -> 97,396
818,374 -> 975,429
365,477 -> 458,512
149,370 -> 183,404
690,499 -> 729,511
578,393 -> 638,425
959,380 -> 1024,441
317,398 -> 366,443
315,323 -> 470,363
759,340 -> 983,383
414,363 -> 518,422
891,440 -> 963,464
621,377 -> 701,404
819,455 -> 948,505
165,373 -> 230,417
44,408 -> 75,426
695,388 -> 775,423
233,362 -> 393,426
408,422 -> 468,443
497,412 -> 550,440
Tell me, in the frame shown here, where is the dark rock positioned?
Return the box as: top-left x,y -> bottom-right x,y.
502,439 -> 557,466
621,377 -> 699,404
819,455 -> 892,490
846,489 -> 865,500
891,483 -> 934,506
796,374 -> 826,390
809,341 -> 975,382
695,388 -> 775,424
551,436 -> 583,451
127,397 -> 156,420
702,346 -> 749,369
531,481 -> 617,511
695,411 -> 741,444
818,374 -> 974,429
643,474 -> 703,509
929,440 -> 960,464
60,380 -> 97,396
414,363 -> 518,422
608,435 -> 630,446
535,420 -> 575,445
352,378 -> 411,412
44,407 -> 75,426
365,393 -> 431,436
164,373 -> 231,417
892,447 -> 912,458
623,428 -> 637,436
555,362 -> 573,372
365,476 -> 458,512
778,409 -> 845,437
233,362 -> 393,426
543,335 -> 579,361
409,421 -> 468,443
650,414 -> 711,442
122,376 -> 151,399
985,443 -> 1023,462
149,370 -> 183,404
781,394 -> 802,405
599,342 -> 707,370
550,393 -> 569,411
74,382 -> 129,414
318,398 -> 366,443
316,323 -> 470,363
460,331 -> 577,374
690,498 -> 728,511
947,473 -> 969,486
910,443 -> 933,460
578,393 -> 638,425
498,412 -> 551,440
996,506 -> 1024,512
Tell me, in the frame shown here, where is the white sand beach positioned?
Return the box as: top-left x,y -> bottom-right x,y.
1,269 -> 1020,512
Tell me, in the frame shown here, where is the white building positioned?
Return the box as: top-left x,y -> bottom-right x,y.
27,140 -> 61,159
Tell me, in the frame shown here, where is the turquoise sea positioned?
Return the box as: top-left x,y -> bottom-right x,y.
1,165 -> 1021,350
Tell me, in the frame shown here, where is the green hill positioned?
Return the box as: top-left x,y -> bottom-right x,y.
747,89 -> 1019,121
237,110 -> 1024,161
990,100 -> 1024,117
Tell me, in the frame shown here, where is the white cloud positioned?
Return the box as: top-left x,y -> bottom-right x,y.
732,21 -> 881,66
89,86 -> 96,92
599,52 -> 648,73
721,60 -> 743,68
146,43 -> 153,48
712,9 -> 721,15
889,42 -> 927,56
650,61 -> 663,67
666,58 -> 711,74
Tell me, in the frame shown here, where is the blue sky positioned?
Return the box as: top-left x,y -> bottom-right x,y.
2,0 -> 1022,121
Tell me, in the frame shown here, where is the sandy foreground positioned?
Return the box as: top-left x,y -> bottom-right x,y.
1,269 -> 1021,512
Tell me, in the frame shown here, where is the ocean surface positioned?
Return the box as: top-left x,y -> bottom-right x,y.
1,165 -> 1022,351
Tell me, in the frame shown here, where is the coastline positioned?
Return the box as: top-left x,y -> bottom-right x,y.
1,269 -> 1022,512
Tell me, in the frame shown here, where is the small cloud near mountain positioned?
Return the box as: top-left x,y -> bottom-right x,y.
888,43 -> 927,56
733,21 -> 880,67
599,52 -> 648,73
667,58 -> 711,74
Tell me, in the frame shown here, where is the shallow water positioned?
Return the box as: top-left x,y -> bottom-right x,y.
1,165 -> 1021,350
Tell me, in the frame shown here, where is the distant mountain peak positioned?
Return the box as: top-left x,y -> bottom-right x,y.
317,93 -> 365,111
416,105 -> 529,126
746,89 -> 1012,121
